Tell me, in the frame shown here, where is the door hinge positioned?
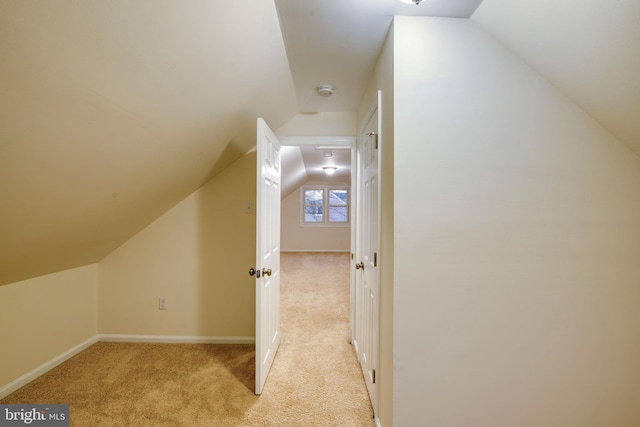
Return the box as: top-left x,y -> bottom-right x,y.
374,252 -> 377,267
367,131 -> 378,150
372,369 -> 376,384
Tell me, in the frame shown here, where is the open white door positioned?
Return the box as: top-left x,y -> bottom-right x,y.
354,94 -> 381,413
254,118 -> 281,395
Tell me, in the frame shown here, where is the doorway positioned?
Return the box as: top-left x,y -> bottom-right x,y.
278,135 -> 357,342
258,131 -> 379,418
253,124 -> 357,396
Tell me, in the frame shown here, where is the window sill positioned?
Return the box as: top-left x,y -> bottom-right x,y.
300,222 -> 350,228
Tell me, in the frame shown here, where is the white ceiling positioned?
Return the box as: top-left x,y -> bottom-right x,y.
298,145 -> 352,182
471,0 -> 640,154
1,0 -> 639,285
276,0 -> 484,112
281,145 -> 352,198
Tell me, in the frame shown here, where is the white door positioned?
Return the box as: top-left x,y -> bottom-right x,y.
354,95 -> 380,412
255,118 -> 281,395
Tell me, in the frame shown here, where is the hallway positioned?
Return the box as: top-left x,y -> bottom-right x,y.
261,251 -> 374,425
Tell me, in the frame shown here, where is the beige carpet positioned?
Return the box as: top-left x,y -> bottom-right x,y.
2,252 -> 374,426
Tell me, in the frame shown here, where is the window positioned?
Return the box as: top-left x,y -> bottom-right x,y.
302,186 -> 349,225
328,189 -> 348,222
303,188 -> 324,223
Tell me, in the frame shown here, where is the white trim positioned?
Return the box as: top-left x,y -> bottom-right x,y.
0,336 -> 98,399
375,416 -> 383,427
281,249 -> 349,253
97,334 -> 255,344
278,136 -> 356,147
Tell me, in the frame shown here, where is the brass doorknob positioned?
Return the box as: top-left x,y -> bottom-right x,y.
262,268 -> 272,276
249,268 -> 257,276
355,262 -> 364,270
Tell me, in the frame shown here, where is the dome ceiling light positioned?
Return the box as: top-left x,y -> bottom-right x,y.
323,166 -> 337,175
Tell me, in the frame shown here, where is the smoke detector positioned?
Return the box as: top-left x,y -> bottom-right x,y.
316,84 -> 334,97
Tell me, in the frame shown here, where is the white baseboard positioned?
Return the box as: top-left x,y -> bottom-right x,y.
97,334 -> 255,344
0,336 -> 98,400
281,249 -> 349,253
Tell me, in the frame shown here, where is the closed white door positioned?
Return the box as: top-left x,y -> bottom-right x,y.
255,118 -> 282,395
354,95 -> 380,412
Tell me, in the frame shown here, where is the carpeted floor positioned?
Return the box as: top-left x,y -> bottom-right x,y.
1,252 -> 374,426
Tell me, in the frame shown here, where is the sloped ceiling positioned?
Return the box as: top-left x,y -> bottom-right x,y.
281,145 -> 352,199
472,0 -> 640,153
276,0 -> 639,150
281,146 -> 308,198
0,0 -> 297,285
2,0 -> 639,286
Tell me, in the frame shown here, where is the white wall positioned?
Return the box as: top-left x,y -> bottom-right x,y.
393,17 -> 640,427
0,265 -> 98,393
98,151 -> 256,339
281,179 -> 351,252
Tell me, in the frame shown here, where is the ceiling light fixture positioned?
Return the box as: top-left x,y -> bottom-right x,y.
323,166 -> 337,175
316,84 -> 334,97
315,146 -> 350,150
399,0 -> 424,4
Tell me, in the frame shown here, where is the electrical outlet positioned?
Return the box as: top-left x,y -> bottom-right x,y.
159,297 -> 167,310
245,201 -> 254,214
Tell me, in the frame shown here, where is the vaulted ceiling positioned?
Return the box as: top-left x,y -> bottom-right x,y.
0,0 -> 298,285
1,0 -> 638,286
472,0 -> 640,154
